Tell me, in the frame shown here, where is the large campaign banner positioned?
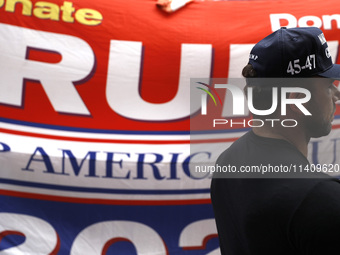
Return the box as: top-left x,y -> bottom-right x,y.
0,0 -> 340,254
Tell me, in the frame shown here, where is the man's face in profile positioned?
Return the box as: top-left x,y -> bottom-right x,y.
303,78 -> 340,138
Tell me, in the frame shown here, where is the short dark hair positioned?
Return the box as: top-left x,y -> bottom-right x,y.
242,64 -> 281,118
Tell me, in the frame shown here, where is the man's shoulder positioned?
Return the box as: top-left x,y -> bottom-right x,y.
216,131 -> 252,161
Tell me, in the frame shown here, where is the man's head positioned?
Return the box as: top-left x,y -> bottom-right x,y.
243,27 -> 340,138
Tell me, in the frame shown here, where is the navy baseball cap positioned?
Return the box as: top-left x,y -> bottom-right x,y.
248,27 -> 340,79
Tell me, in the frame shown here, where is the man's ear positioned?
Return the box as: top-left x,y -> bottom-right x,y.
287,92 -> 309,114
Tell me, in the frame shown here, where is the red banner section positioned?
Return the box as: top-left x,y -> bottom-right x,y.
0,0 -> 339,133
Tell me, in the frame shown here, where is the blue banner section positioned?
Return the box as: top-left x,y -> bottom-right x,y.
0,195 -> 218,254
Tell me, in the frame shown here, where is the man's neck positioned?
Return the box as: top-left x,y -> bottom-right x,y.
252,125 -> 310,158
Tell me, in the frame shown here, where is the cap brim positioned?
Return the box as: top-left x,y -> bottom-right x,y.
318,64 -> 340,80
